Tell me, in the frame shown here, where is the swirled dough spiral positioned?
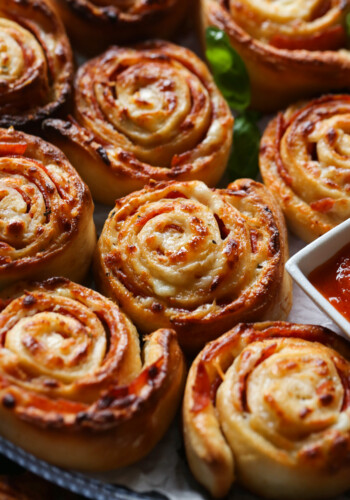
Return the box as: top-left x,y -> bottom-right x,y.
44,42 -> 233,205
0,0 -> 72,128
200,0 -> 350,111
0,127 -> 96,289
0,278 -> 185,470
183,321 -> 350,499
51,0 -> 190,54
260,94 -> 350,242
230,0 -> 348,47
94,179 -> 292,354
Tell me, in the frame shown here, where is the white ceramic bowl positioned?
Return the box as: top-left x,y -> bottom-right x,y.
285,218 -> 350,339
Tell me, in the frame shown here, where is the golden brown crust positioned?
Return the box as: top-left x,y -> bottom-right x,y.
43,41 -> 233,205
0,278 -> 185,470
0,0 -> 73,128
51,0 -> 190,55
259,94 -> 350,242
94,179 -> 292,355
0,127 -> 96,289
200,0 -> 350,112
183,321 -> 350,499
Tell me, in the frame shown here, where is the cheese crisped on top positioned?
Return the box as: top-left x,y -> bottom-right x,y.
0,278 -> 185,470
183,321 -> 350,499
0,127 -> 95,289
44,42 -> 233,204
95,179 -> 292,354
0,0 -> 72,127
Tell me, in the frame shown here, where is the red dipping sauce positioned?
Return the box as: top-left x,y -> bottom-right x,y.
308,242 -> 350,322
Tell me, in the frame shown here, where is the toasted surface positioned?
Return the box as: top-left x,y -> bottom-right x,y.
260,94 -> 350,242
44,41 -> 233,204
0,278 -> 185,470
184,321 -> 350,499
95,179 -> 292,354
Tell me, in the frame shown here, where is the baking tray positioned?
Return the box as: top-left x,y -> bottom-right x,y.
0,435 -> 168,500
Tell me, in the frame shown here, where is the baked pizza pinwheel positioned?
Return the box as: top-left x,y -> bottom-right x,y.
44,42 -> 233,205
51,0 -> 189,55
0,278 -> 185,470
0,128 -> 95,289
0,0 -> 73,129
94,180 -> 292,354
183,321 -> 350,499
260,94 -> 350,242
201,0 -> 350,111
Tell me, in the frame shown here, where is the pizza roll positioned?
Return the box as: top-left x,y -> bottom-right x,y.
95,179 -> 292,354
200,0 -> 350,111
0,0 -> 72,128
51,0 -> 190,54
0,127 -> 95,289
0,278 -> 185,470
260,94 -> 350,242
44,42 -> 233,205
183,321 -> 350,499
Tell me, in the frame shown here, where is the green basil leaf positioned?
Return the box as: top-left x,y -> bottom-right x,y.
228,112 -> 261,180
205,26 -> 250,111
346,13 -> 350,39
